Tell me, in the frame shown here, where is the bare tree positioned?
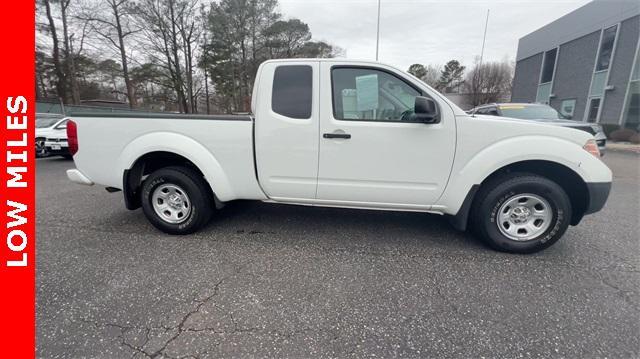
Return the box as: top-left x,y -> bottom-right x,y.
77,0 -> 139,108
407,63 -> 441,89
199,5 -> 210,114
175,0 -> 201,113
40,0 -> 67,102
136,0 -> 200,113
463,58 -> 514,107
60,0 -> 81,104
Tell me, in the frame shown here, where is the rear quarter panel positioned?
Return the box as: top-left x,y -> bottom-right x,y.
71,116 -> 266,201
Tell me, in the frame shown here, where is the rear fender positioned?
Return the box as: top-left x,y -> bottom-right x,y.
117,132 -> 235,201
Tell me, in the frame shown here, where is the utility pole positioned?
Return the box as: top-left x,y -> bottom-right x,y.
472,9 -> 490,108
375,0 -> 381,61
479,9 -> 490,68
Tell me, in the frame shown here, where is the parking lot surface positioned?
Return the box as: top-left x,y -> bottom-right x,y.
36,151 -> 639,358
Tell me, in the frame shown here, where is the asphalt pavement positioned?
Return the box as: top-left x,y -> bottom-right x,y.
36,151 -> 639,358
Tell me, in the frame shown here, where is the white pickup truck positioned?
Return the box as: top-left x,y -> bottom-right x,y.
66,59 -> 612,253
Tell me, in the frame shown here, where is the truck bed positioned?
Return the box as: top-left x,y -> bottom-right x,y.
68,112 -> 266,201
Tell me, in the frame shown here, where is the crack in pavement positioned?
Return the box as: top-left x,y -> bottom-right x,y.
142,278 -> 227,358
78,278 -> 226,358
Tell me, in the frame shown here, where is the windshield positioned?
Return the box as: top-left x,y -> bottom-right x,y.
36,116 -> 64,128
498,105 -> 567,121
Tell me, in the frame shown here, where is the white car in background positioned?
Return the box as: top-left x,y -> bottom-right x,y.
36,113 -> 71,158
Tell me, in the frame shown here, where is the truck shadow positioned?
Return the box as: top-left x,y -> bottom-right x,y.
201,200 -> 485,252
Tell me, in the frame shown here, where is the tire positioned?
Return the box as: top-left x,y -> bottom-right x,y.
36,138 -> 48,158
62,155 -> 73,160
141,166 -> 214,235
471,173 -> 571,254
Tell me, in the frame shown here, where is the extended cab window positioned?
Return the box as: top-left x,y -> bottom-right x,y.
332,67 -> 421,121
272,65 -> 312,119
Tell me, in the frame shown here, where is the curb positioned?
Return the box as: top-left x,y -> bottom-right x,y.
606,143 -> 640,154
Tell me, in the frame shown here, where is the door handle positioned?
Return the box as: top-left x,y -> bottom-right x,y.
323,133 -> 351,139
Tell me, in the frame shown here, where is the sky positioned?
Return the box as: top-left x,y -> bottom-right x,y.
278,0 -> 592,70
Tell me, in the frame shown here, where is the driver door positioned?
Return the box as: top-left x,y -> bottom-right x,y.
316,63 -> 456,208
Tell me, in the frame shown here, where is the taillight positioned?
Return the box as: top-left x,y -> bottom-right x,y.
583,138 -> 600,158
67,120 -> 78,156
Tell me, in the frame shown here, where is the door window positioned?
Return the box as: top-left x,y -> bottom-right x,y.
272,65 -> 312,119
331,67 -> 422,122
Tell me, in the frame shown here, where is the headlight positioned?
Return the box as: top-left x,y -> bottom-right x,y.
591,125 -> 602,133
583,139 -> 601,158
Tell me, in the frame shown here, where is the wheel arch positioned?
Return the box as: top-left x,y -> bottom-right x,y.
450,159 -> 590,230
118,132 -> 234,209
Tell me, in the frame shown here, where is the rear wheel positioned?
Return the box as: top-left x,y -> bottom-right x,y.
471,173 -> 571,254
141,166 -> 214,235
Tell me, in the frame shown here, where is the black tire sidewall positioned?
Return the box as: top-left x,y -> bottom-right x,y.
141,168 -> 211,234
478,177 -> 571,253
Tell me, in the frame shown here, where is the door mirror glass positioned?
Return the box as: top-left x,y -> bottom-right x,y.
414,96 -> 439,123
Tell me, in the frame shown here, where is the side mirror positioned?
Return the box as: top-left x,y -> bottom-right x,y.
414,96 -> 439,123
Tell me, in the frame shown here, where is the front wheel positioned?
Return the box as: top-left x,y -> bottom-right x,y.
471,173 -> 572,254
141,166 -> 214,235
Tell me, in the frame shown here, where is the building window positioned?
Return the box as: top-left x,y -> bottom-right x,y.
622,82 -> 639,130
271,65 -> 312,119
540,48 -> 557,83
586,98 -> 601,123
560,99 -> 576,119
585,24 -> 619,122
536,83 -> 552,104
590,71 -> 608,97
536,48 -> 558,104
596,25 -> 618,71
622,42 -> 640,130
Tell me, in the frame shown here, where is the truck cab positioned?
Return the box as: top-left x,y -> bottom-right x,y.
253,60 -> 458,209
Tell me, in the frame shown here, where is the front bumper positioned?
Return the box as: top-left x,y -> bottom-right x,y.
585,182 -> 611,214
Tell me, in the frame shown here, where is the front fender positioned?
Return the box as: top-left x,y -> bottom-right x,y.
117,132 -> 235,200
438,135 -> 612,215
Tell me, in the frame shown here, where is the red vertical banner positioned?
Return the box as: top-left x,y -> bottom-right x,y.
0,1 -> 36,358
